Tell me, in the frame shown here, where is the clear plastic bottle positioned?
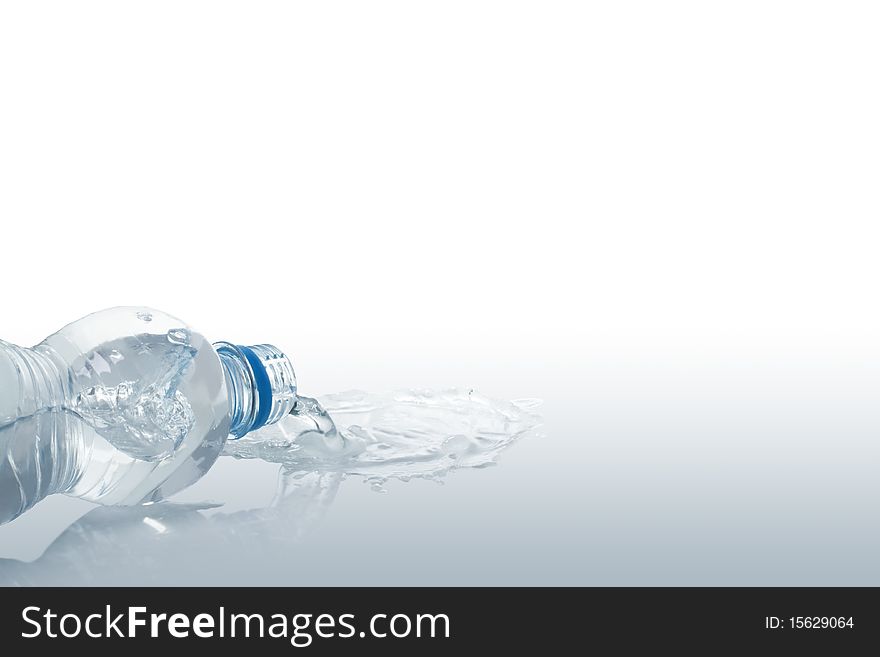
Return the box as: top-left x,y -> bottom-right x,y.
0,307 -> 297,524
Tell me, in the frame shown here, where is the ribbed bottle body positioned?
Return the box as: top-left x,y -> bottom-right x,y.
0,307 -> 299,524
0,308 -> 231,522
0,341 -> 81,523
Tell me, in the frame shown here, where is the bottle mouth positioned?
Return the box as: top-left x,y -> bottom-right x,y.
214,342 -> 297,438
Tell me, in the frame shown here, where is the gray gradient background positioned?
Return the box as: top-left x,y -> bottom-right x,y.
1,344 -> 878,585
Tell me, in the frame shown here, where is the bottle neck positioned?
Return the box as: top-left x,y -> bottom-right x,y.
214,343 -> 298,438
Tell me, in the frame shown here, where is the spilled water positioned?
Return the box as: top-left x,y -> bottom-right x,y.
0,389 -> 542,584
224,388 -> 544,490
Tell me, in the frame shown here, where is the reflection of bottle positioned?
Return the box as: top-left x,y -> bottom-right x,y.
0,470 -> 344,586
0,307 -> 297,524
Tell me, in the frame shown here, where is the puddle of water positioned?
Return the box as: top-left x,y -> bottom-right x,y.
225,388 -> 543,490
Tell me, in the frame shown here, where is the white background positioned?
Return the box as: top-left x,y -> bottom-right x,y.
2,2 -> 880,584
2,2 -> 878,363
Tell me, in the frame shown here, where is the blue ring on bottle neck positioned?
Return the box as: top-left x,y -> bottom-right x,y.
239,345 -> 273,434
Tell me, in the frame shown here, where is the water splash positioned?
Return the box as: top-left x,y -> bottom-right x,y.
70,335 -> 198,461
223,388 -> 543,490
72,382 -> 195,461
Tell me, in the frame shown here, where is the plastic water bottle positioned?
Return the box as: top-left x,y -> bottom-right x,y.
0,307 -> 297,524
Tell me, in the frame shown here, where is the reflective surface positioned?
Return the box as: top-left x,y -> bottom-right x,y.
2,348 -> 880,586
